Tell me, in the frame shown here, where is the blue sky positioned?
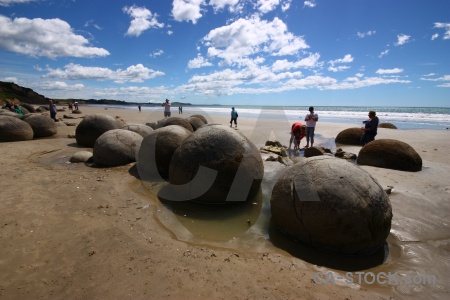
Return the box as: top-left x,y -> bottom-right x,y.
0,0 -> 449,106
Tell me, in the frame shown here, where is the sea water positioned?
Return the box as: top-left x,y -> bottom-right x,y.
91,104 -> 450,130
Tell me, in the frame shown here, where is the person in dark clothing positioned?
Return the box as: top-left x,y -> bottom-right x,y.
49,100 -> 58,122
360,110 -> 379,146
230,107 -> 238,127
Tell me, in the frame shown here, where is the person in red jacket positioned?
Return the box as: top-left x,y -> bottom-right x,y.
289,122 -> 306,150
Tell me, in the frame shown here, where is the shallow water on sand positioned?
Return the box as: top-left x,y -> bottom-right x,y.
135,159 -> 449,299
40,149 -> 449,299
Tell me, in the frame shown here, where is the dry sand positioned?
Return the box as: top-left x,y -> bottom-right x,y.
0,105 -> 449,299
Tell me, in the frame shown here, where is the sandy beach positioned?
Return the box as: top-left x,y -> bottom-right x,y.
1,104 -> 449,299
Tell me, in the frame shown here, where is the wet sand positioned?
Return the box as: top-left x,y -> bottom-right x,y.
0,105 -> 449,299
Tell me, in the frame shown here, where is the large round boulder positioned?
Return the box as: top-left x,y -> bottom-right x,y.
0,116 -> 34,142
0,110 -> 20,118
190,114 -> 208,124
357,139 -> 422,171
21,114 -> 57,138
155,117 -> 193,132
185,116 -> 205,131
335,127 -> 364,145
168,124 -> 264,204
122,124 -> 154,138
75,114 -> 121,147
378,122 -> 397,129
270,156 -> 392,255
93,129 -> 143,167
20,103 -> 36,113
137,125 -> 192,180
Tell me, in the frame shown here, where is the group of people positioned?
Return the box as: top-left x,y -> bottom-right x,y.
288,106 -> 378,151
289,106 -> 319,150
159,100 -> 378,147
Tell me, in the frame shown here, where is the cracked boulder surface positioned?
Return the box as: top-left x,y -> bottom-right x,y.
93,129 -> 143,167
270,156 -> 392,255
0,115 -> 34,142
75,114 -> 121,147
168,124 -> 264,204
137,125 -> 192,180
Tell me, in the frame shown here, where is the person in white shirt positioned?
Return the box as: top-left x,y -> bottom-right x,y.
162,99 -> 171,117
304,106 -> 319,148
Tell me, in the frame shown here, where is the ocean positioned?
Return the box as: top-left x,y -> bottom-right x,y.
90,104 -> 450,130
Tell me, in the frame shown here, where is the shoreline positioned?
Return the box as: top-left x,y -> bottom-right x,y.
80,103 -> 450,130
1,105 -> 449,299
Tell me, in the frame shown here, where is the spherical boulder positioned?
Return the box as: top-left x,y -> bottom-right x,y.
335,127 -> 364,145
75,114 -> 121,147
190,114 -> 208,124
21,114 -> 57,138
0,110 -> 20,118
155,117 -> 193,132
304,146 -> 331,158
122,124 -> 154,138
378,122 -> 397,129
20,103 -> 36,113
137,125 -> 192,180
0,116 -> 34,142
93,129 -> 143,167
168,124 -> 264,203
357,139 -> 422,171
270,156 -> 392,255
185,116 -> 205,131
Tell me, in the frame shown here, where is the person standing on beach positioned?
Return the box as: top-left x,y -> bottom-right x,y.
230,107 -> 238,128
162,99 -> 171,117
138,105 -> 141,112
49,100 -> 58,122
304,106 -> 318,148
360,111 -> 379,146
14,104 -> 23,116
289,122 -> 306,150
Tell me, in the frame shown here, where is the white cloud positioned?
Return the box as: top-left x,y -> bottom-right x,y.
431,33 -> 439,40
327,54 -> 353,72
420,74 -> 450,81
379,49 -> 389,58
376,68 -> 404,75
84,20 -> 102,30
257,0 -> 280,14
203,16 -> 308,66
271,53 -> 321,72
357,30 -> 376,38
0,15 -> 109,59
434,22 -> 450,40
187,55 -> 213,69
328,65 -> 350,72
303,1 -> 316,8
42,63 -> 165,83
172,0 -> 205,24
0,0 -> 36,6
329,54 -> 354,65
420,74 -> 450,88
150,49 -> 164,58
395,34 -> 411,46
123,6 -> 164,37
38,81 -> 85,90
281,0 -> 291,11
209,0 -> 239,12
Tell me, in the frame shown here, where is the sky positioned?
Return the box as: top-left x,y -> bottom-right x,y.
0,0 -> 449,107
